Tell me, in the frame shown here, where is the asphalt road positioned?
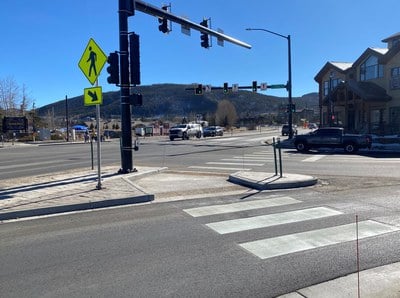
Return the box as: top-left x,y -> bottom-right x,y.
2,129 -> 400,296
2,182 -> 400,297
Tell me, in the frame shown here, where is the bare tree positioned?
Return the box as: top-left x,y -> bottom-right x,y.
0,77 -> 33,116
215,99 -> 238,128
0,76 -> 19,115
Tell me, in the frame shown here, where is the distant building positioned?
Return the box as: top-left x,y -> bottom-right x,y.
314,32 -> 400,135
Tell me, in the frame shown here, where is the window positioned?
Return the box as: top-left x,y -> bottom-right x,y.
323,78 -> 341,96
391,67 -> 400,89
323,81 -> 329,96
360,55 -> 384,81
391,67 -> 400,77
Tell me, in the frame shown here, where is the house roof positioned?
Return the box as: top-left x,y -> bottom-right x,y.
382,32 -> 400,43
380,42 -> 400,63
314,61 -> 352,82
330,62 -> 353,71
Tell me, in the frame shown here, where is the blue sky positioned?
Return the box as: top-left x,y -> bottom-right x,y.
1,0 -> 399,108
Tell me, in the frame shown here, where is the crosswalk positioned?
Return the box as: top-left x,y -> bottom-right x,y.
188,141 -> 400,173
188,151 -> 272,172
183,195 -> 400,260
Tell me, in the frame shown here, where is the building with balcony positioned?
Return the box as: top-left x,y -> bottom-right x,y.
314,32 -> 400,135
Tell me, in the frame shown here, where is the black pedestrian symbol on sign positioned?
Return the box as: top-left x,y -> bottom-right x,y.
87,46 -> 97,77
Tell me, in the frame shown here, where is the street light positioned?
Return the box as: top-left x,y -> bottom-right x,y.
246,28 -> 294,138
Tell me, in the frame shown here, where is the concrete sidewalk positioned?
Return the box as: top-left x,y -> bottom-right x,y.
0,166 -> 399,297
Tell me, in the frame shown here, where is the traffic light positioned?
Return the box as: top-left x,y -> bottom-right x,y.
106,52 -> 119,85
200,19 -> 209,48
252,81 -> 257,92
195,84 -> 203,95
223,82 -> 228,93
129,33 -> 141,85
158,5 -> 169,33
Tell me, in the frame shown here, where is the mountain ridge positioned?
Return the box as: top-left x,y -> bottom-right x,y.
37,83 -> 318,120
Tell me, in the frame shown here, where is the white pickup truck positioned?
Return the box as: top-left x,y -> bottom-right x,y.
169,123 -> 203,141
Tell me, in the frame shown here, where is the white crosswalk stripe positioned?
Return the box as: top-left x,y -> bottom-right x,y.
239,220 -> 400,259
188,166 -> 252,171
302,155 -> 327,162
184,195 -> 400,260
188,150 -> 274,172
206,161 -> 264,166
206,207 -> 342,234
183,196 -> 301,217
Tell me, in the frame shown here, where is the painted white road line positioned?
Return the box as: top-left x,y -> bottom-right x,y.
302,155 -> 327,162
237,155 -> 272,159
241,152 -> 273,156
206,162 -> 264,166
240,220 -> 400,259
206,207 -> 342,234
207,137 -> 239,142
221,158 -> 268,163
187,166 -> 252,171
183,197 -> 301,217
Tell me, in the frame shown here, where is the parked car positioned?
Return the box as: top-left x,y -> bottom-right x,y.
281,124 -> 297,136
203,126 -> 224,137
308,123 -> 318,129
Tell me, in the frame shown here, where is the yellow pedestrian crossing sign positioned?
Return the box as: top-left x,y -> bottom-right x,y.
78,38 -> 107,85
84,86 -> 103,106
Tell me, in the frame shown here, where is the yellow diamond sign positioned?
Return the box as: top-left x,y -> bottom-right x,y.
78,38 -> 107,85
84,86 -> 103,106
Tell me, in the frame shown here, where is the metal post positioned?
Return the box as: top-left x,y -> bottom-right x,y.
65,95 -> 69,142
96,103 -> 102,189
119,0 -> 133,173
90,138 -> 94,170
287,35 -> 293,139
272,137 -> 278,176
278,138 -> 283,177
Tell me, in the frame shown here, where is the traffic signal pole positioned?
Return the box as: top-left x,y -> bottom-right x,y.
114,0 -> 251,173
119,0 -> 134,173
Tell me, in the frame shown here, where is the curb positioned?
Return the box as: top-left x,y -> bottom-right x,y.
0,194 -> 154,221
0,167 -> 168,221
228,171 -> 318,190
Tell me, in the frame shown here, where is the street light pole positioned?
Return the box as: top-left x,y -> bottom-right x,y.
246,28 -> 294,138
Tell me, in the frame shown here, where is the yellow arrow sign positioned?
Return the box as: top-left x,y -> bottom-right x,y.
84,86 -> 103,106
78,38 -> 107,85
